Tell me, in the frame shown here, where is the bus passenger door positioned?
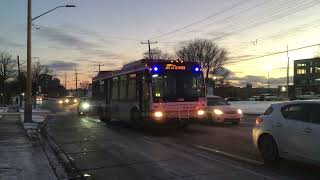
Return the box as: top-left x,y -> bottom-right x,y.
138,73 -> 150,118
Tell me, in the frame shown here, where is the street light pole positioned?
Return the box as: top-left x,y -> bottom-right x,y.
32,4 -> 76,21
25,0 -> 32,122
24,2 -> 76,122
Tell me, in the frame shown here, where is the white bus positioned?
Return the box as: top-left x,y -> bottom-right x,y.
92,59 -> 206,127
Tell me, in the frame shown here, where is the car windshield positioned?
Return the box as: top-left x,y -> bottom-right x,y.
207,97 -> 229,106
152,71 -> 205,102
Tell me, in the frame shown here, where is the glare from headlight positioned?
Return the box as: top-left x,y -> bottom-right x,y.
197,110 -> 205,116
154,111 -> 163,118
59,100 -> 63,104
81,102 -> 90,109
213,109 -> 223,115
237,109 -> 243,114
74,99 -> 78,103
65,99 -> 69,103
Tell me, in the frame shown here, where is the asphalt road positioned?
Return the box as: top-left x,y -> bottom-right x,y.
42,100 -> 320,180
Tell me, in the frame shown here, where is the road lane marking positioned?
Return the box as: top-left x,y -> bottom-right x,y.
193,152 -> 277,180
142,138 -> 276,179
194,145 -> 264,166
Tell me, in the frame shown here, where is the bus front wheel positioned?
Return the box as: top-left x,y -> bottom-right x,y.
99,107 -> 110,123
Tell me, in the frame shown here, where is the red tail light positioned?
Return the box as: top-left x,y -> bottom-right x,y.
256,117 -> 263,125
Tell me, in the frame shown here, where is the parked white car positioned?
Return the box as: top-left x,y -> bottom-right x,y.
253,100 -> 320,165
296,92 -> 320,100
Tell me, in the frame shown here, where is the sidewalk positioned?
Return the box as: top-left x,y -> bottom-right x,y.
0,114 -> 56,180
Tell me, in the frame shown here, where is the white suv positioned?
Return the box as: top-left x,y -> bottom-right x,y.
253,100 -> 320,164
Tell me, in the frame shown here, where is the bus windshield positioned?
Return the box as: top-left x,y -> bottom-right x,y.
152,71 -> 205,102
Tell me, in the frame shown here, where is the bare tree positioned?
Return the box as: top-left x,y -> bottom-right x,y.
176,39 -> 228,80
143,48 -> 175,60
32,61 -> 52,84
0,52 -> 15,82
214,69 -> 232,88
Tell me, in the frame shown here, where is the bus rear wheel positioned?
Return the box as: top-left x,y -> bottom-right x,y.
131,109 -> 143,129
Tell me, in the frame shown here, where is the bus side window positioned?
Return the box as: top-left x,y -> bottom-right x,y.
112,77 -> 119,100
119,75 -> 127,100
128,73 -> 137,100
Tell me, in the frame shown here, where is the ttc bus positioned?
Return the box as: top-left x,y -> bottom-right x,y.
92,59 -> 206,127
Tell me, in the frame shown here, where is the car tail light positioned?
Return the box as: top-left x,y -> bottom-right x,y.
256,117 -> 263,125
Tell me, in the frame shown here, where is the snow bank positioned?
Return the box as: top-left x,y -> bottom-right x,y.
229,101 -> 280,115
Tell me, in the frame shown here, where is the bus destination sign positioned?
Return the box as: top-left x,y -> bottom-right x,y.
165,64 -> 186,70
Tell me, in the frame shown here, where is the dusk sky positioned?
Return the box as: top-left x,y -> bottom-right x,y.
1,0 -> 320,88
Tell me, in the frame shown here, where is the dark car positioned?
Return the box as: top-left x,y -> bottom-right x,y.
58,96 -> 79,105
77,97 -> 92,115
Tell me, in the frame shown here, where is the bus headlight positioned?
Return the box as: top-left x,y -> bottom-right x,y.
213,109 -> 223,115
237,109 -> 243,115
74,99 -> 78,103
59,100 -> 63,104
154,111 -> 163,118
197,110 -> 205,116
65,99 -> 69,103
81,102 -> 90,110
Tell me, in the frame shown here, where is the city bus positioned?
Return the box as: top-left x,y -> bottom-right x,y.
92,59 -> 206,127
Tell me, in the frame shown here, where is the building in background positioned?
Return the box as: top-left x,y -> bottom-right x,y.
294,58 -> 320,96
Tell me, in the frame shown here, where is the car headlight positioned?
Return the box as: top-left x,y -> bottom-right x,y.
154,111 -> 163,118
81,102 -> 90,109
197,110 -> 205,116
74,99 -> 78,103
213,109 -> 223,115
65,99 -> 69,103
59,100 -> 63,104
237,109 -> 243,114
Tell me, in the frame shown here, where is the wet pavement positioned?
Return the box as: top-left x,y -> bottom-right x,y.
44,112 -> 289,180
41,100 -> 320,180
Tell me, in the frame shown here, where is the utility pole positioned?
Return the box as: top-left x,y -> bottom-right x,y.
141,40 -> 157,59
268,71 -> 270,90
17,56 -> 21,75
75,66 -> 78,96
64,72 -> 67,90
286,45 -> 290,99
25,0 -> 32,122
17,55 -> 22,107
94,63 -> 104,73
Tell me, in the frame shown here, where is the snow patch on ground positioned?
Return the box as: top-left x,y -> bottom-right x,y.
229,101 -> 280,115
0,107 -> 7,113
19,108 -> 50,113
20,114 -> 46,123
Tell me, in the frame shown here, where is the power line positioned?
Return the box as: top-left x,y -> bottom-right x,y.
206,0 -> 320,41
225,42 -> 320,65
149,0 -> 251,40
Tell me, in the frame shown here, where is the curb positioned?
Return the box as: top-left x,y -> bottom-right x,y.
40,117 -> 85,180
